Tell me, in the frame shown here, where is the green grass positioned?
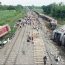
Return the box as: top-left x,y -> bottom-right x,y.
0,9 -> 26,40
0,10 -> 26,26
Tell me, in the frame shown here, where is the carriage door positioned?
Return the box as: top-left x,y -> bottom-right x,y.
54,32 -> 61,42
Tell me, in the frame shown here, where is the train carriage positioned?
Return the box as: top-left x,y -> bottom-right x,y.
0,24 -> 11,37
39,14 -> 57,30
52,25 -> 65,46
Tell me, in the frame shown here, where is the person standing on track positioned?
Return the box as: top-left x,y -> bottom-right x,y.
43,56 -> 47,65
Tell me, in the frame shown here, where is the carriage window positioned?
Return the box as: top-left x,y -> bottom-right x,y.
54,32 -> 61,41
64,33 -> 65,35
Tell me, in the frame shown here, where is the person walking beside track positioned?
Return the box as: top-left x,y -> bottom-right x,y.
43,56 -> 47,65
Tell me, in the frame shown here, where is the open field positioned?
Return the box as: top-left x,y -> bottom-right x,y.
0,9 -> 26,40
0,10 -> 26,26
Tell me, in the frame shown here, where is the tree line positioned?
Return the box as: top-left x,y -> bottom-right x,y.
42,3 -> 65,20
0,3 -> 23,13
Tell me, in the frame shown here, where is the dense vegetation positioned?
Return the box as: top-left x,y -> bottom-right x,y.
42,3 -> 65,24
0,4 -> 26,40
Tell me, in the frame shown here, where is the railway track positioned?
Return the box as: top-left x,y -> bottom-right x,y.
3,28 -> 22,65
14,25 -> 33,65
33,16 -> 53,65
31,12 -> 63,64
3,26 -> 27,65
13,25 -> 27,65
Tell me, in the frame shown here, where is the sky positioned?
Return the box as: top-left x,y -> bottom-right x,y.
0,0 -> 65,6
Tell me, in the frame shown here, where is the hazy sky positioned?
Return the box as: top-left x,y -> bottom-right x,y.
0,0 -> 65,6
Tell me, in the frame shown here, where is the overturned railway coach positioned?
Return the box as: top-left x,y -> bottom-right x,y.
39,14 -> 57,30
52,25 -> 65,46
34,11 -> 57,30
0,24 -> 11,37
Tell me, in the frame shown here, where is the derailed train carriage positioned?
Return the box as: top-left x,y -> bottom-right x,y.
39,13 -> 65,46
0,24 -> 11,46
0,24 -> 11,38
39,14 -> 57,30
51,25 -> 65,46
34,11 -> 57,30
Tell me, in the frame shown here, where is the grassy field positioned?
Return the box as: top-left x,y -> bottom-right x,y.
0,9 -> 26,40
0,10 -> 26,26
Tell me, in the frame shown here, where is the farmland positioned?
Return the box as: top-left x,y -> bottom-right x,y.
0,10 -> 26,26
0,9 -> 26,40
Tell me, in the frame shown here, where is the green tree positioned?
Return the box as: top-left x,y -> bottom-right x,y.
7,6 -> 15,10
15,5 -> 23,12
42,3 -> 65,19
